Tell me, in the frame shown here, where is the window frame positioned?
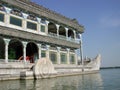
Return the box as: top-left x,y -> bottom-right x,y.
0,11 -> 6,23
41,50 -> 46,58
49,51 -> 57,64
41,25 -> 46,33
27,20 -> 37,31
70,54 -> 75,64
0,12 -> 5,22
60,52 -> 67,64
10,15 -> 23,27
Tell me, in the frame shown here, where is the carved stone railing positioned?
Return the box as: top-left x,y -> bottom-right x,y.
48,32 -> 58,39
0,59 -> 20,63
59,35 -> 66,40
48,32 -> 79,44
8,59 -> 24,62
0,59 -> 5,62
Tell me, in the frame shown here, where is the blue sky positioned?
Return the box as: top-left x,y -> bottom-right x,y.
32,0 -> 120,67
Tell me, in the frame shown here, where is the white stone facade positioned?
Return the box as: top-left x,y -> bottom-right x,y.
0,2 -> 83,65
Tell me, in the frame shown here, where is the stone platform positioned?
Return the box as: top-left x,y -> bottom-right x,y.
0,62 -> 99,81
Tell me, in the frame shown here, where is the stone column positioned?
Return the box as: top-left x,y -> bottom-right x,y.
22,13 -> 28,30
73,30 -> 76,40
46,45 -> 50,60
79,34 -> 84,65
22,41 -> 27,63
5,13 -> 10,25
22,19 -> 27,30
67,48 -> 70,64
65,28 -> 68,40
74,50 -> 78,65
37,44 -> 41,59
37,22 -> 40,33
57,47 -> 61,64
4,38 -> 10,63
46,20 -> 49,35
56,24 -> 60,37
37,18 -> 41,34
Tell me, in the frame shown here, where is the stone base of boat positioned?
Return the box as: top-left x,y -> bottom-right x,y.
20,70 -> 99,80
0,63 -> 99,80
0,55 -> 101,80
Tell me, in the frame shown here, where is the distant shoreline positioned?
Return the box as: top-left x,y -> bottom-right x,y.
100,66 -> 120,69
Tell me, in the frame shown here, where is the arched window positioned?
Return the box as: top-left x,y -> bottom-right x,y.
76,32 -> 80,39
0,37 -> 5,59
26,42 -> 38,63
8,39 -> 23,61
48,22 -> 57,35
68,29 -> 74,39
59,26 -> 66,37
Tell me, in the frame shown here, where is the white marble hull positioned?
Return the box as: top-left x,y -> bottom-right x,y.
0,54 -> 101,80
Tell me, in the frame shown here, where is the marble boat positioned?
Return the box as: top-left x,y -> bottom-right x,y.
0,0 -> 101,80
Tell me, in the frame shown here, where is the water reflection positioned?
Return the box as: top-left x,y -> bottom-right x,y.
0,73 -> 103,90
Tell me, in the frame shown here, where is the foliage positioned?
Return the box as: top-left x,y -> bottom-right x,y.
8,48 -> 16,59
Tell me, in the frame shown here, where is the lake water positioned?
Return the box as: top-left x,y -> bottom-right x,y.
0,69 -> 120,90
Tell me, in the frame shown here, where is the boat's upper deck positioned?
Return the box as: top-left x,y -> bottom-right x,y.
0,0 -> 84,49
1,0 -> 84,33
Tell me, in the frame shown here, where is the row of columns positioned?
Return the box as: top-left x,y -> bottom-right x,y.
56,47 -> 77,65
3,38 -> 77,64
52,23 -> 77,40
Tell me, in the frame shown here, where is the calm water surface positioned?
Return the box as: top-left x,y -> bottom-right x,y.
0,69 -> 120,90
